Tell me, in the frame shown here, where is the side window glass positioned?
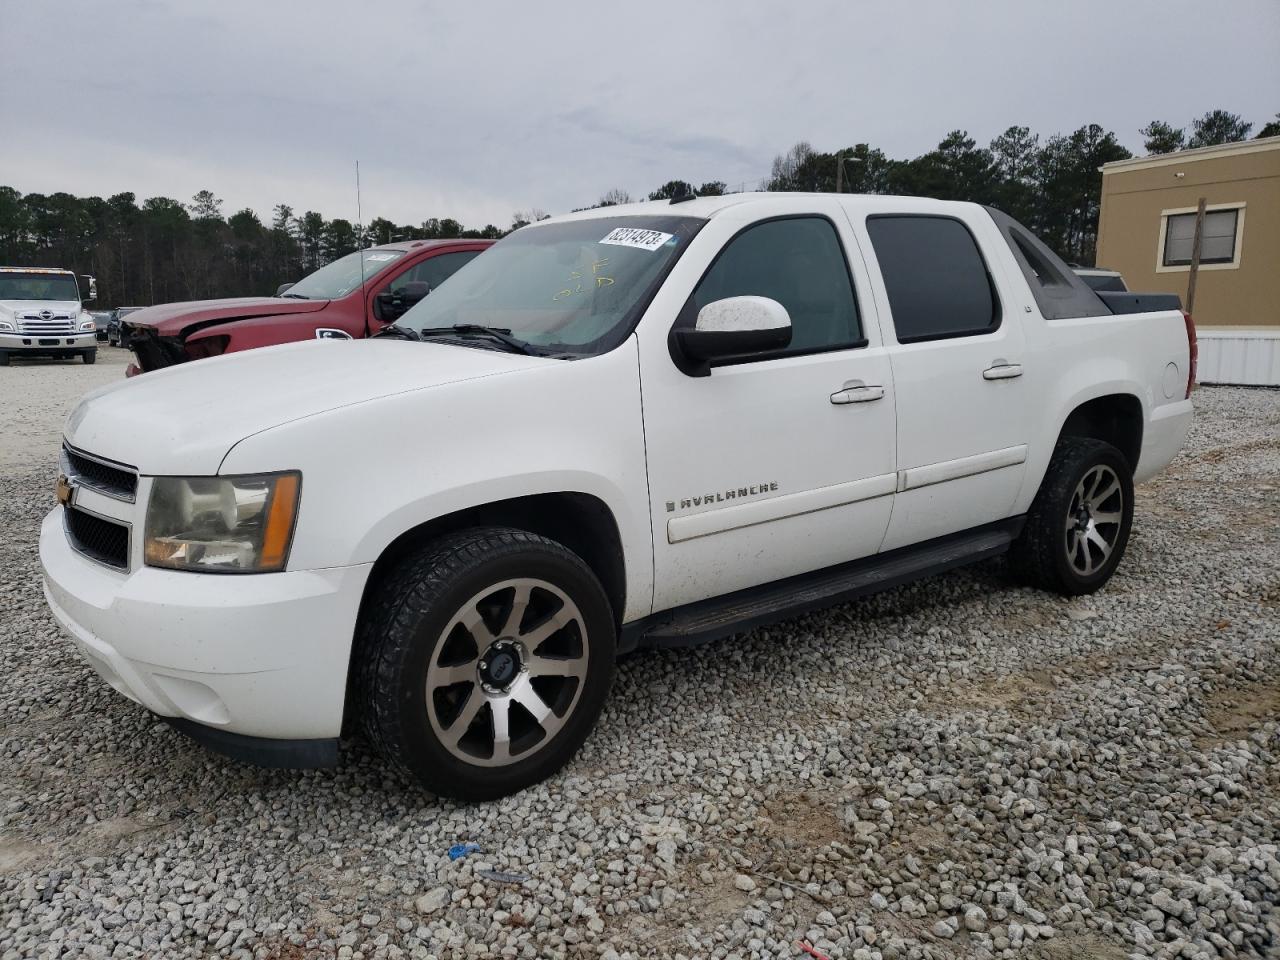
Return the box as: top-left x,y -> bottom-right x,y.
389,251 -> 481,293
692,217 -> 861,354
866,216 -> 999,342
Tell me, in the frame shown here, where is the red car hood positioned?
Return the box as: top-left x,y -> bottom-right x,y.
124,297 -> 330,336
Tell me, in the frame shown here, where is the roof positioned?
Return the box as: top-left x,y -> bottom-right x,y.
541,192 -> 989,225
1101,135 -> 1280,175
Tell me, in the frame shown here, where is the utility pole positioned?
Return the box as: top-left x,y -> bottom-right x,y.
1186,196 -> 1207,315
835,153 -> 844,194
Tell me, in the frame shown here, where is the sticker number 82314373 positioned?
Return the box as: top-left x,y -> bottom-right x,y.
599,227 -> 674,252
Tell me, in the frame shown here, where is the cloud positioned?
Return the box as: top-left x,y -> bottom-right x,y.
3,0 -> 1277,227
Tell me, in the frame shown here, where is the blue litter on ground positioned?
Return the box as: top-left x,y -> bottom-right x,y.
448,842 -> 482,861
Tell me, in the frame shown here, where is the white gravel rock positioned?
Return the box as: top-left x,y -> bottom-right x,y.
414,888 -> 449,916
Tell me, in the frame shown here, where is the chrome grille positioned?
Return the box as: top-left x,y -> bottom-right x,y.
61,444 -> 138,502
64,507 -> 131,570
19,314 -> 76,335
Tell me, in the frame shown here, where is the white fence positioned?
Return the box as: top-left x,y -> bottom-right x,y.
1197,328 -> 1280,387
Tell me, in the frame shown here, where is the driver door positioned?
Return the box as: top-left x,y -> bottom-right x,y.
639,206 -> 897,613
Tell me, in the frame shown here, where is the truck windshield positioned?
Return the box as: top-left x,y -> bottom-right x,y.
401,215 -> 703,356
282,250 -> 405,300
0,272 -> 80,301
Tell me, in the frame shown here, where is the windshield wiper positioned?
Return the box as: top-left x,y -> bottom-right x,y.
373,323 -> 421,341
280,293 -> 310,299
420,324 -> 540,356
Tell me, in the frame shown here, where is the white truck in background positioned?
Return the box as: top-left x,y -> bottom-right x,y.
0,267 -> 99,365
41,194 -> 1195,799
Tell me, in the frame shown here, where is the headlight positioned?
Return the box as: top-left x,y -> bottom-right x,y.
144,472 -> 301,572
0,319 -> 13,332
79,319 -> 96,332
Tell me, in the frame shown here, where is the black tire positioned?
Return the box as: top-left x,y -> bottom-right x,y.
0,351 -> 8,366
356,527 -> 616,800
82,350 -> 97,365
1010,436 -> 1134,596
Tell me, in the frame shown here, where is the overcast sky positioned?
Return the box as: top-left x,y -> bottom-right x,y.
3,0 -> 1277,229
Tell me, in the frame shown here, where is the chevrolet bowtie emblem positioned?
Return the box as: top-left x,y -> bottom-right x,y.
56,474 -> 74,507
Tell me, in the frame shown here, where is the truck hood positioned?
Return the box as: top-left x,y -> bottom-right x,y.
123,296 -> 330,336
0,298 -> 82,319
65,338 -> 548,475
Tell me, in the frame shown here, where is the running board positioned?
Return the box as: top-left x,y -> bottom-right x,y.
624,518 -> 1023,651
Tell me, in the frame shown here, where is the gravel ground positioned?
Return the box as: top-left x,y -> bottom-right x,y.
0,347 -> 129,468
1,363 -> 1277,960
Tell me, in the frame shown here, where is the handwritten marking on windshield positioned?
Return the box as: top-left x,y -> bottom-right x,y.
552,259 -> 614,301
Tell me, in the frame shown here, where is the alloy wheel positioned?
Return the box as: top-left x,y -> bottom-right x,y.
425,578 -> 589,767
1064,464 -> 1124,577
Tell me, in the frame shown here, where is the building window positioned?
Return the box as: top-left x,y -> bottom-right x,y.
1157,204 -> 1245,272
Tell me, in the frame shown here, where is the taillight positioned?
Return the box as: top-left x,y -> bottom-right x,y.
1182,311 -> 1197,398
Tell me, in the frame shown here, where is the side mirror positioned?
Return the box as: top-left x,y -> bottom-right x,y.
670,296 -> 792,376
81,275 -> 97,302
276,282 -> 296,296
374,281 -> 431,322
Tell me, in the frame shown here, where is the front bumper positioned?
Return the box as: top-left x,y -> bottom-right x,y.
0,331 -> 97,354
40,508 -> 372,746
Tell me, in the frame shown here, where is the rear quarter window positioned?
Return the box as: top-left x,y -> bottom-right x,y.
866,216 -> 999,343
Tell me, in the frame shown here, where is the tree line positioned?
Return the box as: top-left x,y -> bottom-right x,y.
0,109 -> 1272,308
0,187 -> 506,309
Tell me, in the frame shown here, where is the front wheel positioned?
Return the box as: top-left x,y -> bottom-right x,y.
1010,437 -> 1134,596
82,350 -> 97,365
357,528 -> 616,800
0,351 -> 8,366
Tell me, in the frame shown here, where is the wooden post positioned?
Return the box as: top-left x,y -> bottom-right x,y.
835,153 -> 844,194
1186,197 -> 1207,315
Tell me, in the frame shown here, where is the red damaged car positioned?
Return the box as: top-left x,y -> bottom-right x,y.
123,239 -> 492,373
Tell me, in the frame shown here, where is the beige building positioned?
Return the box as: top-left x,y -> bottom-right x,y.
1096,137 -> 1280,385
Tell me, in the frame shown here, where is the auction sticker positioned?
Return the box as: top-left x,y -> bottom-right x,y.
599,227 -> 674,251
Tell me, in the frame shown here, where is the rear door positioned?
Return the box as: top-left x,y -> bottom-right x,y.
852,208 -> 1033,551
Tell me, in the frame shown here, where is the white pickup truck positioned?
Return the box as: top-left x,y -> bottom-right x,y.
41,194 -> 1195,799
0,267 -> 99,365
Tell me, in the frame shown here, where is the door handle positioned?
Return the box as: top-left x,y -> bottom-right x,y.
830,381 -> 885,404
983,362 -> 1023,381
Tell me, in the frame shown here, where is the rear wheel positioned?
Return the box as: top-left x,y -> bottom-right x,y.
1010,437 -> 1134,595
357,528 -> 616,800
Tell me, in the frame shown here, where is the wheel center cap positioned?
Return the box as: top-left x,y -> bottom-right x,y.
479,640 -> 523,691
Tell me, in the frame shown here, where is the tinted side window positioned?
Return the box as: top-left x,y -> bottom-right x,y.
867,216 -> 998,342
390,251 -> 481,292
693,217 -> 861,354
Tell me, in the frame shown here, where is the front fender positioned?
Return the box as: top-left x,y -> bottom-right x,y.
218,338 -> 655,622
